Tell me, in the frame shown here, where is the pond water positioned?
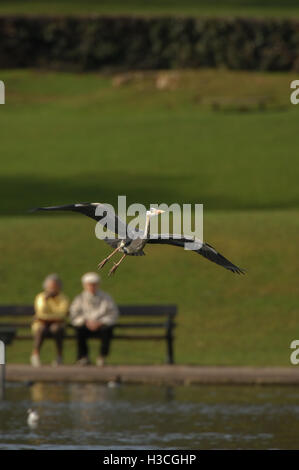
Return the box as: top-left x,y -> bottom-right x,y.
0,382 -> 299,449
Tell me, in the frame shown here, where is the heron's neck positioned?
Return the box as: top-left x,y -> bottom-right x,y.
143,214 -> 151,239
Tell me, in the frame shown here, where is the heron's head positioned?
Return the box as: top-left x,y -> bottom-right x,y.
146,208 -> 165,218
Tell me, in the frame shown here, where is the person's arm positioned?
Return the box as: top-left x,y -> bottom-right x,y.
99,295 -> 119,327
34,293 -> 51,319
55,295 -> 69,316
70,295 -> 85,327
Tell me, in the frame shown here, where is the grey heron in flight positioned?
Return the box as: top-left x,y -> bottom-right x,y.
31,202 -> 245,276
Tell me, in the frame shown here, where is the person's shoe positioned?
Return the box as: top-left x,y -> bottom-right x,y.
30,353 -> 41,368
76,357 -> 90,366
96,356 -> 105,367
52,356 -> 63,367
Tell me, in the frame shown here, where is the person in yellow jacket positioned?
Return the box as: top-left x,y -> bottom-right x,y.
31,274 -> 69,367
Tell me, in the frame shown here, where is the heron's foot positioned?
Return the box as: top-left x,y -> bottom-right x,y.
98,258 -> 109,270
108,262 -> 119,277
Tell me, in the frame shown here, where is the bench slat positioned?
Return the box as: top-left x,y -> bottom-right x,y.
0,322 -> 175,330
119,305 -> 177,316
15,334 -> 168,341
0,304 -> 177,317
0,306 -> 34,316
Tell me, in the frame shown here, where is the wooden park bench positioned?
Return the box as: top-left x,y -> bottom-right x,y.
0,304 -> 177,364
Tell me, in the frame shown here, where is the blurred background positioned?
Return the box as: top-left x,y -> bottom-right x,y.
0,0 -> 298,366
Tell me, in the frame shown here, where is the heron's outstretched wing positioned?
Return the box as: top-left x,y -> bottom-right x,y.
148,235 -> 245,274
30,202 -> 130,238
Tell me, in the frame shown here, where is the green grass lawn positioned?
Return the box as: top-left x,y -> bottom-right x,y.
0,69 -> 298,214
0,68 -> 298,366
0,0 -> 298,17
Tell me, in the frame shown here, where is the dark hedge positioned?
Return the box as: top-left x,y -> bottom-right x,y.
0,15 -> 299,71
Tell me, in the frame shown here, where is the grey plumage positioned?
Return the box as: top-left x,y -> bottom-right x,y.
148,235 -> 245,274
30,202 -> 129,238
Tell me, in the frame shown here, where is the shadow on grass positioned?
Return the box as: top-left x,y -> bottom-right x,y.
1,173 -> 298,215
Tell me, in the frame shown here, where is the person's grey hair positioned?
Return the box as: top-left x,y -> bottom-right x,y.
43,273 -> 62,290
81,272 -> 100,285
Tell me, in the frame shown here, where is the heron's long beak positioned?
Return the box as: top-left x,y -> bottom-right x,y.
156,210 -> 165,215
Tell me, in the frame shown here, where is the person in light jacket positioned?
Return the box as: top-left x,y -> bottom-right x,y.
70,272 -> 119,366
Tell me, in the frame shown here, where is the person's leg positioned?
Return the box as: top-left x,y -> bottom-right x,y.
96,326 -> 113,366
49,323 -> 64,364
31,323 -> 48,366
75,326 -> 90,363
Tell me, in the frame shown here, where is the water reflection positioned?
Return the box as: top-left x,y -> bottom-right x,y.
0,382 -> 299,449
31,383 -> 68,403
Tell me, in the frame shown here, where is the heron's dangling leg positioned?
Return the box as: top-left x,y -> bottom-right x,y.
108,254 -> 127,277
98,245 -> 122,269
